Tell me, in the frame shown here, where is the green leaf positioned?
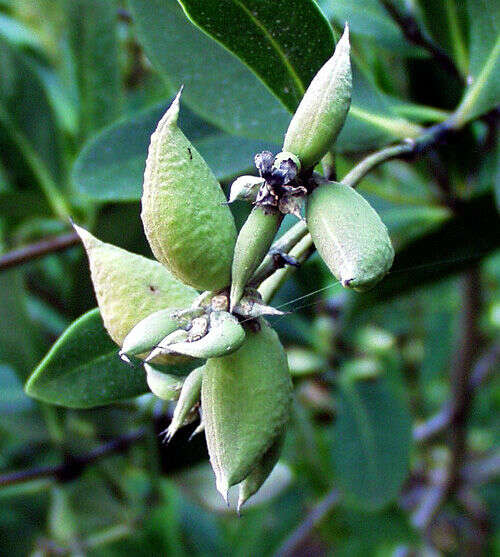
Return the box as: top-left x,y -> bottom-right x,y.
128,0 -> 290,143
25,308 -> 149,408
67,0 -> 123,138
0,270 -> 38,381
454,0 -> 500,124
0,38 -> 63,181
332,376 -> 412,510
319,0 -> 420,53
73,101 -> 276,201
178,0 -> 335,112
0,13 -> 43,50
417,0 -> 469,75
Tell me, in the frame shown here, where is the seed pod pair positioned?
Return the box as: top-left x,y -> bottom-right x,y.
306,180 -> 394,290
141,89 -> 237,291
230,207 -> 283,311
283,26 -> 352,170
202,320 -> 292,504
73,225 -> 197,355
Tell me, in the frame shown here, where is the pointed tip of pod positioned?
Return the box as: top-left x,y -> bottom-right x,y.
157,86 -> 183,130
72,222 -> 99,251
216,476 -> 230,504
337,22 -> 350,52
229,284 -> 243,313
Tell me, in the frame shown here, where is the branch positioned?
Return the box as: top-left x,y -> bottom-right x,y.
0,428 -> 147,487
414,342 -> 499,443
380,0 -> 463,82
0,231 -> 80,272
274,488 -> 341,557
412,266 -> 481,530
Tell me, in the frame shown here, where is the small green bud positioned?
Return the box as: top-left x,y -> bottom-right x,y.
144,363 -> 182,400
141,89 -> 237,291
237,434 -> 285,513
230,206 -> 283,311
272,151 -> 301,176
283,25 -> 352,169
306,180 -> 394,290
202,320 -> 292,501
167,311 -> 246,359
73,224 -> 197,348
120,308 -> 183,359
228,175 -> 265,204
165,365 -> 204,441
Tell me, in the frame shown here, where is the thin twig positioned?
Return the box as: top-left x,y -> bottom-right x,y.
0,428 -> 147,487
412,267 -> 481,530
274,488 -> 341,557
380,0 -> 462,82
0,232 -> 80,272
414,342 -> 499,443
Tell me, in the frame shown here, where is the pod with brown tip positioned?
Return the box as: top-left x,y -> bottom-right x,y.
168,311 -> 245,359
230,207 -> 283,311
202,320 -> 292,500
283,26 -> 352,169
306,181 -> 394,290
73,224 -> 197,349
141,89 -> 237,291
237,434 -> 285,512
164,365 -> 204,441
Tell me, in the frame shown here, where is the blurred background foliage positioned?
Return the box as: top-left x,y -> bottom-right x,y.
0,0 -> 498,555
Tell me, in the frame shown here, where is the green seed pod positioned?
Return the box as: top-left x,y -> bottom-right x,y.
141,89 -> 237,291
168,311 -> 245,359
230,207 -> 283,311
306,181 -> 394,290
228,175 -> 265,204
283,26 -> 352,169
120,308 -> 182,358
202,320 -> 292,500
165,365 -> 204,441
237,433 -> 285,513
144,363 -> 182,401
74,224 -> 197,347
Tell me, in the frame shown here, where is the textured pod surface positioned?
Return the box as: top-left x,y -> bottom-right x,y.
202,320 -> 292,498
168,312 -> 245,359
238,434 -> 285,512
121,308 -> 181,357
74,225 -> 197,347
230,206 -> 282,311
306,181 -> 394,290
283,26 -> 351,169
141,90 -> 237,291
165,365 -> 204,441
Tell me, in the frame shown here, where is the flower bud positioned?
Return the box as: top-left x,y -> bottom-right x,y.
283,26 -> 352,169
144,363 -> 182,401
238,434 -> 285,512
228,175 -> 265,204
120,308 -> 183,359
230,207 -> 283,311
306,180 -> 394,290
73,224 -> 197,348
202,320 -> 292,501
164,365 -> 204,441
141,89 -> 237,291
167,311 -> 245,359
232,297 -> 285,318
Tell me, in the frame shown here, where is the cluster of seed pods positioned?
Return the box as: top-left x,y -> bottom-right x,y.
76,25 -> 394,510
